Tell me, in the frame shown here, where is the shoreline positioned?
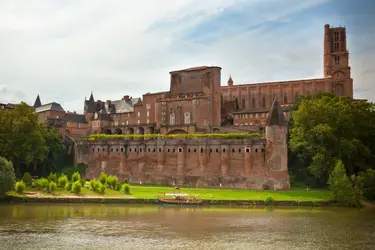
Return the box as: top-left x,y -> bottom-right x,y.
3,194 -> 337,207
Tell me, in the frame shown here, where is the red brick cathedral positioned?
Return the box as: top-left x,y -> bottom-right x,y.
33,24 -> 353,138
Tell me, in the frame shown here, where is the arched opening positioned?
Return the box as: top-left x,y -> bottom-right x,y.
114,128 -> 122,135
137,127 -> 145,135
213,128 -> 220,133
167,129 -> 188,135
178,147 -> 183,152
104,129 -> 112,135
147,127 -> 155,134
126,127 -> 134,135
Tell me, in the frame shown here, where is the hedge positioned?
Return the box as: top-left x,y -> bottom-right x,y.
88,133 -> 263,141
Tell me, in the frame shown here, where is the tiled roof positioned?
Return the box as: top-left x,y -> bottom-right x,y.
35,102 -> 65,113
103,98 -> 141,114
65,113 -> 87,123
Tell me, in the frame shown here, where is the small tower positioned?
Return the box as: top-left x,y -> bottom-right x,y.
227,75 -> 233,87
33,94 -> 42,108
264,97 -> 290,190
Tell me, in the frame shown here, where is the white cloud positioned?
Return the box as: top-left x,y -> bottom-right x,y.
0,0 -> 374,111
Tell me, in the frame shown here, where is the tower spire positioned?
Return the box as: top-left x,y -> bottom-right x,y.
33,94 -> 42,108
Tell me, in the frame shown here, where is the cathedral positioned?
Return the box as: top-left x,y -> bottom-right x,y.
34,24 -> 353,139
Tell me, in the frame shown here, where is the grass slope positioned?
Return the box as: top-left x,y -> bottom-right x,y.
8,185 -> 332,201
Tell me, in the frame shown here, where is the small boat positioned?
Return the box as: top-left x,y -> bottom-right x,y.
158,193 -> 203,205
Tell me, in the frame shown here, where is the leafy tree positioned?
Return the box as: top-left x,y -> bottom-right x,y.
289,93 -> 375,186
0,103 -> 48,176
328,160 -> 359,207
0,156 -> 16,195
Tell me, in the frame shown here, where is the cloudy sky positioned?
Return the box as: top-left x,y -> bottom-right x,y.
0,0 -> 374,113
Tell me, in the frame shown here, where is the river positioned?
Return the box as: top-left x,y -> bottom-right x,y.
0,204 -> 374,250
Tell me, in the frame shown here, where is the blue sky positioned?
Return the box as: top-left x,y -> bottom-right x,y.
0,0 -> 374,112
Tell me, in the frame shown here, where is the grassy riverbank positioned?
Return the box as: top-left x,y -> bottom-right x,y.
7,184 -> 332,202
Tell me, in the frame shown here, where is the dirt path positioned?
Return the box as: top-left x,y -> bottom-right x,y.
360,200 -> 375,208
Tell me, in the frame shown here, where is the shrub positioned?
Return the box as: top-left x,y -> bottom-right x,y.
58,174 -> 68,188
89,179 -> 106,194
98,183 -> 106,194
358,169 -> 375,201
121,184 -> 130,194
15,180 -> 26,194
107,175 -> 119,189
328,160 -> 359,207
22,172 -> 33,187
71,181 -> 82,194
71,171 -> 81,182
47,173 -> 58,183
65,182 -> 72,192
264,196 -> 274,206
0,156 -> 16,195
49,181 -> 57,194
99,172 -> 107,185
115,182 -> 121,191
34,178 -> 49,191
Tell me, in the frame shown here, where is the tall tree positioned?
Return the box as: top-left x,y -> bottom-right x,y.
0,103 -> 48,176
289,93 -> 375,186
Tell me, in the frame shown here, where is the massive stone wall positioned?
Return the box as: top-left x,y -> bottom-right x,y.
76,134 -> 290,190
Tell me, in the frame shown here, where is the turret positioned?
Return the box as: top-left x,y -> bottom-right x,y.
324,24 -> 331,78
33,94 -> 42,108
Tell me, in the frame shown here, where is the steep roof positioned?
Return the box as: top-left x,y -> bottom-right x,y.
65,113 -> 87,123
35,102 -> 65,113
103,98 -> 141,114
265,97 -> 287,126
227,75 -> 233,85
33,94 -> 42,108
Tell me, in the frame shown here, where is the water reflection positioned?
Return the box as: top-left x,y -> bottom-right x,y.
0,204 -> 375,250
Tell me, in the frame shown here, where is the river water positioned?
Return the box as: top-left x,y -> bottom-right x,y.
0,204 -> 375,250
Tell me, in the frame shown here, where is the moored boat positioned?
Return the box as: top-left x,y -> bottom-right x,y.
158,193 -> 203,205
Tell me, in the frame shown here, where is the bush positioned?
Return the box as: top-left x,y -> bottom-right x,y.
89,179 -> 106,194
121,184 -> 130,195
0,156 -> 16,195
65,182 -> 72,192
72,171 -> 81,182
58,174 -> 68,188
49,181 -> 57,194
71,181 -> 82,194
264,196 -> 274,206
358,169 -> 375,201
98,183 -> 106,194
99,172 -> 107,185
15,180 -> 26,194
47,173 -> 58,183
22,172 -> 33,187
328,160 -> 359,207
34,178 -> 49,191
107,175 -> 119,189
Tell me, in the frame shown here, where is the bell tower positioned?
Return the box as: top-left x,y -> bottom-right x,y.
323,24 -> 353,97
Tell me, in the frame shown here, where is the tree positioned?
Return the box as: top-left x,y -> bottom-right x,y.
328,160 -> 359,207
0,156 -> 16,195
0,103 -> 60,177
289,93 -> 375,186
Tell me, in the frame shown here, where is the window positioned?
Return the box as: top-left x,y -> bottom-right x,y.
242,99 -> 245,108
146,104 -> 151,110
295,92 -> 299,100
170,113 -> 175,125
146,110 -> 149,117
126,120 -> 129,125
252,98 -> 256,108
184,112 -> 191,124
335,56 -> 340,65
137,112 -> 140,117
137,119 -> 140,124
283,93 -> 288,104
196,99 -> 200,105
147,118 -> 150,124
262,96 -> 266,108
178,101 -> 182,107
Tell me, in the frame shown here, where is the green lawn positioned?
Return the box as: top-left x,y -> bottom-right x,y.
9,184 -> 332,201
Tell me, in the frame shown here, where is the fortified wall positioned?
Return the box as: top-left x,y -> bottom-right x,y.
76,99 -> 290,190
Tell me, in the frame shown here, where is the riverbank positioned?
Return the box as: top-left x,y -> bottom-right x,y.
5,185 -> 336,207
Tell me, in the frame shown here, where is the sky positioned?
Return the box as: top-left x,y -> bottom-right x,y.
0,0 -> 374,113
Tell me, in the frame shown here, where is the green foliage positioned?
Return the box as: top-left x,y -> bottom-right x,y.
88,133 -> 263,141
289,93 -> 375,186
71,181 -> 82,194
22,172 -> 33,187
71,172 -> 81,182
264,196 -> 274,206
99,172 -> 107,185
65,182 -> 72,192
0,156 -> 16,195
58,164 -> 88,179
358,169 -> 375,200
121,184 -> 130,194
328,160 -> 360,207
57,174 -> 68,188
34,178 -> 49,191
48,181 -> 57,194
107,175 -> 119,190
90,179 -> 106,194
47,173 -> 58,183
15,180 -> 26,194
